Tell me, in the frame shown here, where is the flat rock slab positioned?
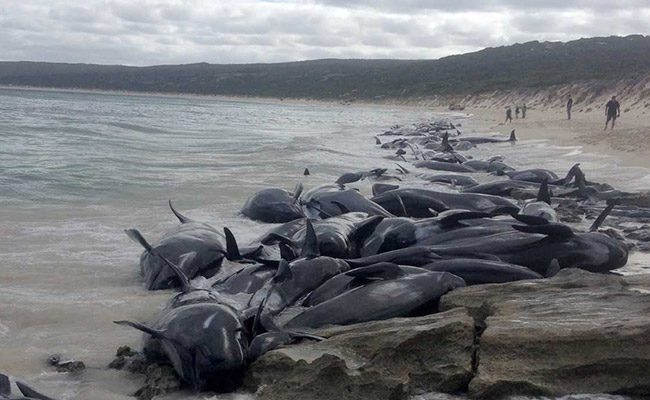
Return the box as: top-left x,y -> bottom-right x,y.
440,268 -> 650,399
244,308 -> 475,400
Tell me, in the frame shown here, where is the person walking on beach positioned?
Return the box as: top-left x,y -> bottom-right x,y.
522,104 -> 527,119
567,96 -> 573,120
604,95 -> 621,130
515,106 -> 520,119
505,107 -> 513,123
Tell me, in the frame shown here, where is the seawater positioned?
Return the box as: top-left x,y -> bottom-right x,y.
0,88 -> 648,399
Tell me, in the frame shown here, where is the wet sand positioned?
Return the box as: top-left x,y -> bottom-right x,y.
436,105 -> 650,170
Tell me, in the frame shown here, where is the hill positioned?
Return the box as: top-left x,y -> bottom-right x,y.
1,35 -> 649,100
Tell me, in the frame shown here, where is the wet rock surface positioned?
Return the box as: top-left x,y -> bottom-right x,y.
244,307 -> 475,400
108,346 -> 183,400
47,354 -> 86,373
440,269 -> 650,399
245,270 -> 650,400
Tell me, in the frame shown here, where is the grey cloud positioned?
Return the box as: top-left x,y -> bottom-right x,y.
0,0 -> 648,66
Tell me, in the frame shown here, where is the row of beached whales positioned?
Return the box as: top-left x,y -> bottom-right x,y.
2,121 -> 631,397
109,120 -> 629,392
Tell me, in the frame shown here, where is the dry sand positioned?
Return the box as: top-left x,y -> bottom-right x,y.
432,105 -> 650,170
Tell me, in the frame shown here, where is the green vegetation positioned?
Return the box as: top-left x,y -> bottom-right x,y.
1,35 -> 649,100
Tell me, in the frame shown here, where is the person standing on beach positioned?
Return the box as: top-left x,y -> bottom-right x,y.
567,96 -> 573,120
505,107 -> 513,123
515,106 -> 520,119
522,104 -> 527,119
604,95 -> 621,130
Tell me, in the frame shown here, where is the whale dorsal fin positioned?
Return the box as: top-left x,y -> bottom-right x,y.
273,259 -> 293,283
279,242 -> 297,262
509,130 -> 517,141
168,200 -> 192,223
300,219 -> 320,259
537,178 -> 551,205
224,227 -> 243,261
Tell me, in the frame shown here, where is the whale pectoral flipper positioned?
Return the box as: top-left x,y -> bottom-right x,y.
438,211 -> 494,227
293,183 -> 304,201
511,213 -> 550,226
589,198 -> 619,232
260,232 -> 297,248
168,200 -> 192,223
0,373 -> 10,396
158,254 -> 192,292
395,163 -> 410,174
546,259 -> 561,278
354,216 -> 385,242
124,228 -> 153,252
15,381 -> 57,400
331,200 -> 350,214
345,263 -> 404,280
512,223 -> 575,239
113,320 -> 165,340
392,192 -> 408,217
279,243 -> 297,262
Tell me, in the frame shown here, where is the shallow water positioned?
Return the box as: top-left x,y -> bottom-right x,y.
0,88 -> 648,399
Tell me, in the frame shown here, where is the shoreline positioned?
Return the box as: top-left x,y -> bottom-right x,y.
3,85 -> 649,170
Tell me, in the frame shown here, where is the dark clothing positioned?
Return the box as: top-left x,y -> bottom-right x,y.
567,98 -> 573,120
606,100 -> 620,117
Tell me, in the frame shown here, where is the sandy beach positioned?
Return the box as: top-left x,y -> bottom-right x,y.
433,104 -> 650,170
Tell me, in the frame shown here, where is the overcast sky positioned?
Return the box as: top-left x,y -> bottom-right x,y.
1,1 -> 649,66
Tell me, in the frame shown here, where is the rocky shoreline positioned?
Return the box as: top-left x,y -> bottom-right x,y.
245,268 -> 650,399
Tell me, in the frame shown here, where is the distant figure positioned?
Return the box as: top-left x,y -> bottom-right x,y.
515,106 -> 520,119
567,96 -> 573,120
604,95 -> 621,130
505,107 -> 513,123
522,104 -> 527,119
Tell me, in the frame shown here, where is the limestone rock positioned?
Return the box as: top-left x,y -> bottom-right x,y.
439,269 -> 650,398
244,308 -> 475,400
